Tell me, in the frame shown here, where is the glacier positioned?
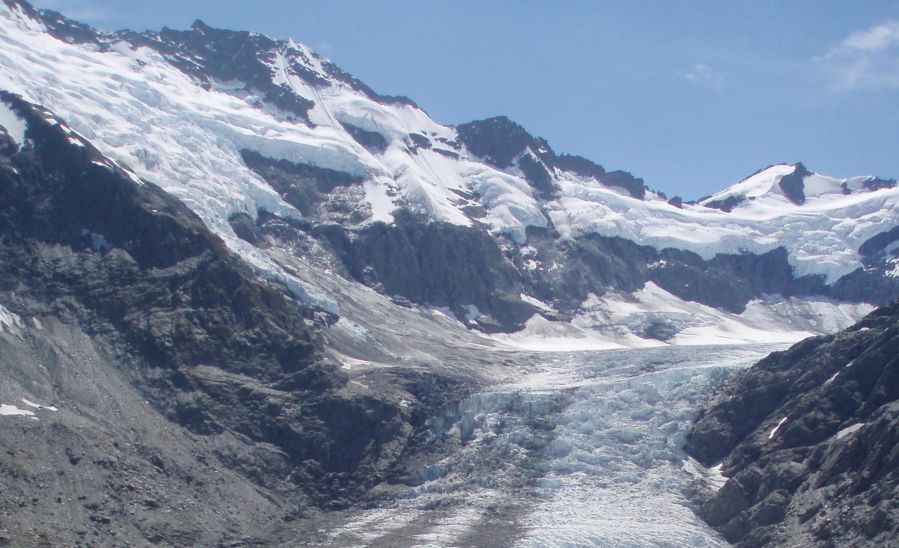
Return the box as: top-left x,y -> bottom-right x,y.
311,345 -> 779,546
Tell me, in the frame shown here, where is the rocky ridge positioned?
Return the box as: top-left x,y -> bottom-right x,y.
685,301 -> 899,546
0,0 -> 897,340
0,92 -> 474,545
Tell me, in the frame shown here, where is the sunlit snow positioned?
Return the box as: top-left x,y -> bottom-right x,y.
1,4 -> 895,294
492,283 -> 871,351
835,422 -> 865,440
0,98 -> 26,145
769,416 -> 789,440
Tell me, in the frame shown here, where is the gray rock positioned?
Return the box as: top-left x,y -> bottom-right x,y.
685,301 -> 899,546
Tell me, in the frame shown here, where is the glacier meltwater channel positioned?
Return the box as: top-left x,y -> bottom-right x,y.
320,344 -> 782,547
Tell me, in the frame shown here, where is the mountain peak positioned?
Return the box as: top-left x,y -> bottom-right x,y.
697,162 -> 894,212
0,1 -> 895,285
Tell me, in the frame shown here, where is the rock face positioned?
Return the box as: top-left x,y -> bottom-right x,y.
455,116 -> 645,200
685,301 -> 899,546
0,93 -> 455,545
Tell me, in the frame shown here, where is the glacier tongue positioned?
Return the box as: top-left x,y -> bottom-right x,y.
317,345 -> 778,547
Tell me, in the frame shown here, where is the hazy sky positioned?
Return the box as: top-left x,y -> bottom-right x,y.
31,0 -> 899,199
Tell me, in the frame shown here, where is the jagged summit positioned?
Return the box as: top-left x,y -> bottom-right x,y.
698,162 -> 895,212
1,0 -> 898,336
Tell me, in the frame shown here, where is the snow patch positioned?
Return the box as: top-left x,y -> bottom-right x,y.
21,399 -> 58,412
462,304 -> 481,322
886,257 -> 899,279
769,416 -> 788,440
0,403 -> 35,417
519,293 -> 554,313
835,422 -> 865,440
334,317 -> 371,342
0,99 -> 27,145
0,303 -> 24,335
684,458 -> 728,492
699,164 -> 795,206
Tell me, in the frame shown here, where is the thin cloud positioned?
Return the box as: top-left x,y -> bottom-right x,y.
682,63 -> 724,90
815,19 -> 899,92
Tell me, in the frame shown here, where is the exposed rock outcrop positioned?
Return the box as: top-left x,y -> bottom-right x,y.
0,93 -> 459,545
685,301 -> 899,546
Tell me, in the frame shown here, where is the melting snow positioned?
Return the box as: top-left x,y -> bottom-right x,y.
519,293 -> 554,313
684,458 -> 728,492
0,399 -> 58,421
887,258 -> 899,279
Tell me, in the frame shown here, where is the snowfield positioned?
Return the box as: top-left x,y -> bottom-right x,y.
491,283 -> 872,351
0,2 -> 894,353
1,3 -> 896,300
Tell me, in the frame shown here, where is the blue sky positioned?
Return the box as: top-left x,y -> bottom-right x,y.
32,0 -> 899,199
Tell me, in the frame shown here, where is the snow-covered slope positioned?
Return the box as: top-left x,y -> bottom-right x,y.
0,0 -> 896,344
554,163 -> 897,282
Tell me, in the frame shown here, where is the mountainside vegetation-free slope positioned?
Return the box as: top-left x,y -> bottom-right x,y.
685,301 -> 899,546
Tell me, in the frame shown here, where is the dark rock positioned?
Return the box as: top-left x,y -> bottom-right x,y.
778,162 -> 811,205
828,264 -> 899,310
129,22 -> 313,122
858,224 -> 899,260
552,153 -> 606,180
228,212 -> 266,247
703,194 -> 745,212
0,94 -> 460,545
342,123 -> 389,153
240,149 -> 365,223
407,132 -> 432,153
313,210 -> 535,331
863,177 -> 897,192
518,152 -> 558,199
600,170 -> 646,200
456,116 -> 551,168
685,301 -> 899,546
456,118 -> 646,199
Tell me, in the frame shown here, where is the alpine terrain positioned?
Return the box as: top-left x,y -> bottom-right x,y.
0,1 -> 897,546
